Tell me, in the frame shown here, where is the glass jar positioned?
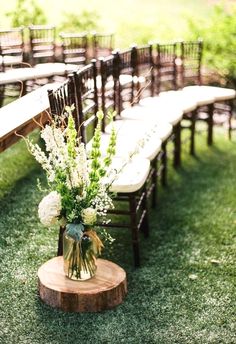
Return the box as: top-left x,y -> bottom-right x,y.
63,229 -> 102,281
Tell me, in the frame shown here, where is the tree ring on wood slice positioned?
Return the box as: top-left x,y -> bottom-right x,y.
38,257 -> 127,312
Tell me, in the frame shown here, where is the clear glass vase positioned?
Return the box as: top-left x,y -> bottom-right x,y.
63,229 -> 102,281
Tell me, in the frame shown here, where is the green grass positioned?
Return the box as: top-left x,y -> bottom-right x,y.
0,127 -> 236,344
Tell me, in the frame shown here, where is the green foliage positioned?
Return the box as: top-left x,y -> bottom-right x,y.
66,107 -> 77,159
6,0 -> 47,27
88,110 -> 117,198
59,9 -> 99,33
187,4 -> 236,86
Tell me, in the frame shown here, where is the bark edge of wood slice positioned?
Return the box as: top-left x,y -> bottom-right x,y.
38,256 -> 127,312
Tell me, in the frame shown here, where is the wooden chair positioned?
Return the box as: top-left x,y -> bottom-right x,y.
72,61 -> 151,267
116,45 -> 197,157
0,27 -> 25,70
0,46 -> 4,107
112,48 -> 136,113
142,40 -> 211,156
134,44 -> 182,167
29,25 -> 56,65
132,44 -> 155,102
60,32 -> 88,67
113,47 -> 175,186
0,27 -> 26,107
180,39 -> 235,144
156,42 -> 177,93
100,53 -> 162,208
179,39 -> 203,88
92,32 -> 114,59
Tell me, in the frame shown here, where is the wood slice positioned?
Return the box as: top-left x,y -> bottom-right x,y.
38,257 -> 127,312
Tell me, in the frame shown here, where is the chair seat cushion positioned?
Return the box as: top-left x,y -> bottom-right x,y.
87,132 -> 162,162
0,55 -> 23,66
184,85 -> 236,102
105,119 -> 173,142
103,157 -> 150,193
95,134 -> 162,161
140,93 -> 197,113
160,89 -> 214,108
121,104 -> 183,126
181,87 -> 215,106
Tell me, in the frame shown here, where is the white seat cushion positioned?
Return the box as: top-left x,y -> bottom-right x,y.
103,157 -> 150,193
140,93 -> 197,114
87,132 -> 137,160
184,85 -> 236,102
105,119 -> 173,142
87,130 -> 162,162
160,89 -> 215,108
182,86 -> 216,106
121,104 -> 183,126
0,55 -> 23,66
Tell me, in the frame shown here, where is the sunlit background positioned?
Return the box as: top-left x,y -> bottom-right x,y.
1,0 -> 232,47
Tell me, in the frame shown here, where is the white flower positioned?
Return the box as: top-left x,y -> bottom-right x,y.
38,191 -> 62,227
81,207 -> 97,225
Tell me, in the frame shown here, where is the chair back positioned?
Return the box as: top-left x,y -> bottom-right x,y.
0,27 -> 25,70
100,55 -> 118,131
60,32 -> 88,67
114,47 -> 136,114
179,39 -> 203,87
72,60 -> 98,143
156,42 -> 177,92
29,25 -> 56,65
47,75 -> 78,128
92,32 -> 114,59
135,44 -> 155,100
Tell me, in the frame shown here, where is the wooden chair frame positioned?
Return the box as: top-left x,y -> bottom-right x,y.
92,32 -> 114,59
0,27 -> 26,107
60,32 -> 88,67
179,39 -> 216,151
72,60 -> 150,267
156,42 -> 178,93
29,25 -> 56,65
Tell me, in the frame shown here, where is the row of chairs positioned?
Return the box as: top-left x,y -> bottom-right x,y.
47,42 -> 235,267
0,25 -> 114,70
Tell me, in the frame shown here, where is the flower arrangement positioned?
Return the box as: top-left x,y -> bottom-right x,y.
28,107 -> 117,280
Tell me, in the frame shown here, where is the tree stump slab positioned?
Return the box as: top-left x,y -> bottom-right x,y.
38,257 -> 127,312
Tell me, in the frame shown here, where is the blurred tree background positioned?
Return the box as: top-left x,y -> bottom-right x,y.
187,3 -> 236,87
6,0 -> 47,27
2,0 -> 236,85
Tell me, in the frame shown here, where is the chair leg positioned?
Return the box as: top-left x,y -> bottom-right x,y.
151,158 -> 157,208
129,194 -> 140,267
207,104 -> 214,146
140,185 -> 150,238
21,81 -> 27,97
173,121 -> 181,168
161,141 -> 167,186
228,100 -> 233,140
0,85 -> 5,108
190,110 -> 197,155
57,225 -> 65,256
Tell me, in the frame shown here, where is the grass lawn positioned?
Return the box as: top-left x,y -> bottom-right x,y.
0,126 -> 235,343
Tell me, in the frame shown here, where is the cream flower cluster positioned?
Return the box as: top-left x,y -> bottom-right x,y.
28,109 -> 117,231
81,207 -> 97,225
38,191 -> 62,226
